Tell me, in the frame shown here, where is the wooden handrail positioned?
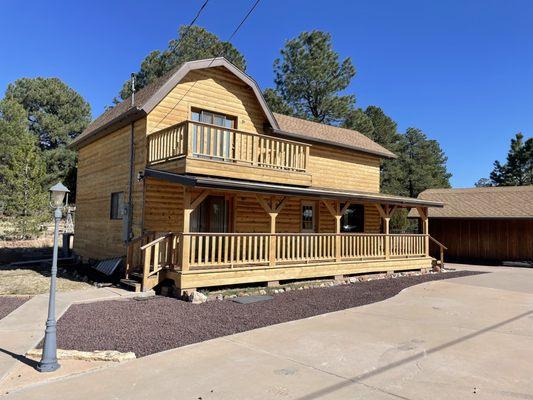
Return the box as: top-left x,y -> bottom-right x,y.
140,232 -> 173,250
186,120 -> 309,146
429,235 -> 448,250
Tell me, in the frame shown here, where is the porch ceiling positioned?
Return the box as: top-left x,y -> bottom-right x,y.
144,168 -> 444,209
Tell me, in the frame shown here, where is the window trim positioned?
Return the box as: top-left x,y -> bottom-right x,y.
110,192 -> 124,220
301,201 -> 316,233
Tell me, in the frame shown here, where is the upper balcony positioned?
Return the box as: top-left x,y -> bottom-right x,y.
146,120 -> 312,186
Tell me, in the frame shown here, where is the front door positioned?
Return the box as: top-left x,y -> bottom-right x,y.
190,195 -> 228,233
301,201 -> 316,232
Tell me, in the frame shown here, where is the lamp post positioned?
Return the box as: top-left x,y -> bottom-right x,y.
37,182 -> 69,372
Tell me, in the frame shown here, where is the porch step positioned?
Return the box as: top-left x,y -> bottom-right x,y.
129,272 -> 143,280
120,278 -> 141,293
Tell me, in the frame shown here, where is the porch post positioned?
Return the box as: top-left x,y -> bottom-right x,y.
181,189 -> 210,272
383,216 -> 390,259
322,200 -> 346,262
375,204 -> 396,260
181,190 -> 192,272
256,195 -> 287,268
416,207 -> 429,257
269,212 -> 278,267
335,213 -> 342,262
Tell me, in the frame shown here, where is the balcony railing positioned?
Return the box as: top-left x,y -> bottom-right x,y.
147,120 -> 310,172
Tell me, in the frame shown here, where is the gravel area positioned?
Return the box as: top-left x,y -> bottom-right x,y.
0,296 -> 31,320
55,270 -> 481,357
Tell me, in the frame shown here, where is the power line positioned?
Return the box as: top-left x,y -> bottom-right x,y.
148,0 -> 262,134
167,0 -> 210,55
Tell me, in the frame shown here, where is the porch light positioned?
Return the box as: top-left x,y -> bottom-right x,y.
49,182 -> 69,208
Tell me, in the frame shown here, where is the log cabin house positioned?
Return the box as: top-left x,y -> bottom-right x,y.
70,58 -> 444,293
412,186 -> 533,264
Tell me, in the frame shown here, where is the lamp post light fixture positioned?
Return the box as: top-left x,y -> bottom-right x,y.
37,182 -> 69,372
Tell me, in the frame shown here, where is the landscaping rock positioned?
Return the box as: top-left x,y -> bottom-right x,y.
27,348 -> 135,362
188,291 -> 207,304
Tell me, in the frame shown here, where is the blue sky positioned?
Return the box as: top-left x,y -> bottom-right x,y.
1,0 -> 532,188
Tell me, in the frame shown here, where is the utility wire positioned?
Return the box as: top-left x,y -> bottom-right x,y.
167,0 -> 210,55
148,0 -> 262,134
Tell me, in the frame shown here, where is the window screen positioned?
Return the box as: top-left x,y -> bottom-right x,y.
110,192 -> 124,220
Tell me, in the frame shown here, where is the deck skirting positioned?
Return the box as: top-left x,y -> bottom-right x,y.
163,257 -> 432,290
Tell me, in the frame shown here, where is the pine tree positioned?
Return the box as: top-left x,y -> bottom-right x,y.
5,77 -> 91,196
267,30 -> 356,124
397,128 -> 451,198
342,108 -> 374,137
119,26 -> 247,100
0,100 -> 47,238
488,133 -> 532,186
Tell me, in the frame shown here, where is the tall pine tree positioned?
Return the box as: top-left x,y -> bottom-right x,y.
488,133 -> 532,186
5,77 -> 91,195
119,26 -> 247,100
266,30 -> 356,124
0,99 -> 47,238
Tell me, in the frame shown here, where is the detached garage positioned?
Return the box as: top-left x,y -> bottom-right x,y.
415,186 -> 533,264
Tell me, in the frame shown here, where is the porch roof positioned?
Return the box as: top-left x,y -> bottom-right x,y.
144,168 -> 444,209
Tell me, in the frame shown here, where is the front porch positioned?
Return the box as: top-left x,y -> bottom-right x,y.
124,172 -> 442,292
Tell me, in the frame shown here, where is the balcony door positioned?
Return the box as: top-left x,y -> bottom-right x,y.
190,195 -> 229,233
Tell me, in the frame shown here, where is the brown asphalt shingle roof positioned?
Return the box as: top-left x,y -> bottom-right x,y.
273,113 -> 396,159
411,186 -> 533,218
72,64 -> 185,147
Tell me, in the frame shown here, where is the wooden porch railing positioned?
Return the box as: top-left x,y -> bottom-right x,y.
126,233 -> 430,283
182,233 -> 428,269
146,120 -> 310,172
429,235 -> 447,268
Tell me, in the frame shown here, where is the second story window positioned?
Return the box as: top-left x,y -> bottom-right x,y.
191,109 -> 236,160
191,109 -> 236,129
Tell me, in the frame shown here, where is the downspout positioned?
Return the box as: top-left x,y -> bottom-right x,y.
126,121 -> 134,242
126,74 -> 136,242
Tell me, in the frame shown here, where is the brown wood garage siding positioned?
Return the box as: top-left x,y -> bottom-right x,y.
429,218 -> 533,262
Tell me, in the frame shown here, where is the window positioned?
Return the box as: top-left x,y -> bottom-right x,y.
191,109 -> 236,129
341,204 -> 364,233
191,109 -> 236,159
301,202 -> 316,232
110,192 -> 124,220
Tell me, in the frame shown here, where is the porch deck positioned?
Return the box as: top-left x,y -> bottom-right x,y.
126,232 -> 433,292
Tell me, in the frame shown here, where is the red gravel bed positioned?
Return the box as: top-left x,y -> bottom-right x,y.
55,271 -> 481,357
0,296 -> 31,320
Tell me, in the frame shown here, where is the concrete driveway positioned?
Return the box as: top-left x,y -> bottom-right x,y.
3,264 -> 533,399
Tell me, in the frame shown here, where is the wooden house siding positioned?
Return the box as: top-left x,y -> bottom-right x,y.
307,144 -> 381,192
146,67 -> 268,135
141,180 -> 382,236
74,118 -> 146,259
429,218 -> 533,262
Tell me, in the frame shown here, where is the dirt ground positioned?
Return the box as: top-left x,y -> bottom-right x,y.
0,264 -> 93,295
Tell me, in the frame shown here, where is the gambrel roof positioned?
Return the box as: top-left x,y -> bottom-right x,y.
71,58 -> 395,159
